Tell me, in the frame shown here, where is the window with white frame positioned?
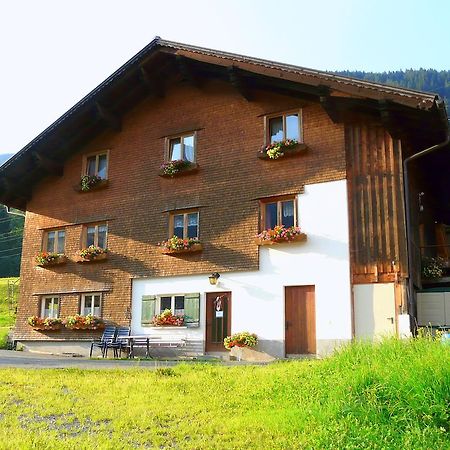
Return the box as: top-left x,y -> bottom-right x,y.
267,112 -> 301,144
168,134 -> 195,163
84,152 -> 109,179
85,223 -> 108,249
41,296 -> 59,318
141,293 -> 200,326
81,293 -> 102,316
43,229 -> 65,253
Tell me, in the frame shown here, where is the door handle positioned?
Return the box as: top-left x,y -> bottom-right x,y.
387,317 -> 394,324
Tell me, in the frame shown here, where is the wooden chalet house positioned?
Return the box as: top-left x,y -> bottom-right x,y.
0,38 -> 448,357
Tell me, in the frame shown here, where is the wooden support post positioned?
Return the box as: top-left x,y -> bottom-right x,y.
95,102 -> 121,132
227,66 -> 252,101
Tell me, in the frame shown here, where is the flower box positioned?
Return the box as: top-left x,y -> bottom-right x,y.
255,226 -> 307,245
35,253 -> 67,267
151,309 -> 184,326
75,178 -> 109,193
158,161 -> 199,178
64,315 -> 105,330
257,142 -> 308,160
158,236 -> 203,255
27,316 -> 63,331
76,246 -> 108,263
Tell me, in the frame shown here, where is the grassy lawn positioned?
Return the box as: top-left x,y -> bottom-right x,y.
0,277 -> 18,348
0,338 -> 448,449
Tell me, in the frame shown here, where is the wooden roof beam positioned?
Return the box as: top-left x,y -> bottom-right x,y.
378,100 -> 406,140
227,66 -> 252,101
31,152 -> 64,176
176,55 -> 201,87
139,66 -> 165,97
95,102 -> 121,132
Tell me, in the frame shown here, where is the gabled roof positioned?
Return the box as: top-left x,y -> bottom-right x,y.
0,37 -> 448,209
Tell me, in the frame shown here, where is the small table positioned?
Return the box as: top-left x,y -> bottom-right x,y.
119,335 -> 161,359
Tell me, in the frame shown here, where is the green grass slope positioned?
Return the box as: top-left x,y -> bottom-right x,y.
0,338 -> 448,449
0,277 -> 18,348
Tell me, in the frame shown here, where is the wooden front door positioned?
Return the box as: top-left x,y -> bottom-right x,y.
206,292 -> 231,352
285,285 -> 316,355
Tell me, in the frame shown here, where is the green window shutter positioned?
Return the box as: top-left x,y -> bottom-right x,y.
141,295 -> 156,326
184,293 -> 200,325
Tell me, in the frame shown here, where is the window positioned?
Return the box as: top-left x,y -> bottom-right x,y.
84,223 -> 108,249
41,296 -> 59,318
43,229 -> 65,253
141,293 -> 200,326
81,293 -> 101,316
168,134 -> 195,163
84,151 -> 109,179
170,211 -> 199,239
267,112 -> 301,144
261,196 -> 297,230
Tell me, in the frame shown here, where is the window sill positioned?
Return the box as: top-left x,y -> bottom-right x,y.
256,233 -> 307,246
257,143 -> 309,160
75,253 -> 108,263
36,255 -> 68,268
31,325 -> 63,331
159,243 -> 203,255
158,163 -> 199,178
74,179 -> 109,193
65,325 -> 105,331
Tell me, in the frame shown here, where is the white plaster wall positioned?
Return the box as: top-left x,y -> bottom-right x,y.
132,179 -> 352,356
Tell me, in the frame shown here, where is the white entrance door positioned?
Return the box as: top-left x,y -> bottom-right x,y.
354,283 -> 396,339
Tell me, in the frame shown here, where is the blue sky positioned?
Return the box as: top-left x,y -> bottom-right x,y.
0,0 -> 448,156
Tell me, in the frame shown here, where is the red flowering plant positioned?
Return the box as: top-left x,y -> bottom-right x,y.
35,252 -> 62,266
224,332 -> 258,350
64,314 -> 104,330
160,160 -> 192,177
79,245 -> 108,260
80,174 -> 102,191
256,225 -> 305,244
158,236 -> 201,252
151,309 -> 184,326
27,316 -> 62,330
262,138 -> 298,159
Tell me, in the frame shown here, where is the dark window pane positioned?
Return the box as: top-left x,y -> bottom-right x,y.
269,116 -> 283,143
160,297 -> 171,312
187,213 -> 198,238
46,231 -> 55,252
170,138 -> 182,160
86,227 -> 95,247
265,203 -> 278,229
282,200 -> 295,228
97,225 -> 107,249
87,156 -> 96,176
174,296 -> 184,315
285,114 -> 299,140
183,135 -> 195,162
97,154 -> 108,179
173,215 -> 184,238
57,231 -> 65,254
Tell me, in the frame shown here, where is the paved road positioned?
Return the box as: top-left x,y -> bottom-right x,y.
0,350 -> 263,369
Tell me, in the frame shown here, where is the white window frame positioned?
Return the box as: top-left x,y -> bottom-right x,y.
80,293 -> 102,316
166,132 -> 197,163
265,110 -> 303,144
158,294 -> 185,315
43,229 -> 66,253
82,150 -> 109,179
83,223 -> 108,249
41,296 -> 60,318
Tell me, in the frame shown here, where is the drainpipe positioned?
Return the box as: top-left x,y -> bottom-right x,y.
403,113 -> 449,329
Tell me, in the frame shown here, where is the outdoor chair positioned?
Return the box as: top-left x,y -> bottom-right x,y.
89,326 -> 117,358
105,327 -> 131,358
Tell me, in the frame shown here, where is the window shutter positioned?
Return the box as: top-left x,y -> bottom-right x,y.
141,295 -> 157,325
184,293 -> 200,325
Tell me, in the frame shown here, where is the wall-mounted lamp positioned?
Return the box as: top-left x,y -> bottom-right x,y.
208,272 -> 220,285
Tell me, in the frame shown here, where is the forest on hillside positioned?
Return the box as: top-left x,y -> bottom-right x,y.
0,69 -> 448,276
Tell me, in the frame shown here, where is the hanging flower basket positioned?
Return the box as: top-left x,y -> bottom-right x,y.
151,309 -> 185,327
27,316 -> 63,331
158,160 -> 199,178
257,139 -> 308,160
76,246 -> 108,263
255,225 -> 307,245
64,314 -> 105,330
158,236 -> 202,255
35,252 -> 67,267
